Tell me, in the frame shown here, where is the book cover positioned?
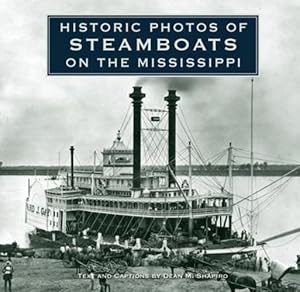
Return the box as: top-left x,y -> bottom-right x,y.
0,1 -> 299,291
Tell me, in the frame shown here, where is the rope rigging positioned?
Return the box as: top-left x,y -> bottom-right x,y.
141,108 -> 168,167
175,114 -> 225,191
178,106 -> 207,163
233,146 -> 300,165
232,176 -> 293,229
233,166 -> 300,207
266,232 -> 300,248
119,103 -> 131,135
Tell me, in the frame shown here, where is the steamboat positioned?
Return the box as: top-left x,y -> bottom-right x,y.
26,86 -> 257,259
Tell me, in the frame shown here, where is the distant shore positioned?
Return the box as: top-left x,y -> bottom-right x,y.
1,164 -> 300,176
0,166 -> 61,176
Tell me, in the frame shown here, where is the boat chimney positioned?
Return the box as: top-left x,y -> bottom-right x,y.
164,90 -> 180,187
129,86 -> 145,189
70,146 -> 74,189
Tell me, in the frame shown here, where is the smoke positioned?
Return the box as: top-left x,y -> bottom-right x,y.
135,77 -> 216,92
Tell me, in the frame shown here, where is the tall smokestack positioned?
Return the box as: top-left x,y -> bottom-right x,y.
70,146 -> 74,189
129,87 -> 145,189
164,90 -> 180,187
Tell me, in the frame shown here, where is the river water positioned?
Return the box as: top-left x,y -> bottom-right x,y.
1,175 -> 299,267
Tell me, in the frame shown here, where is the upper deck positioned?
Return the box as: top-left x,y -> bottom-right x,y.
46,186 -> 232,219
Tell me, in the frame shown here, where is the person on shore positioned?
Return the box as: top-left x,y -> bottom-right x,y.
162,247 -> 168,259
160,247 -> 169,268
248,254 -> 256,271
169,248 -> 175,259
243,255 -> 250,270
124,249 -> 134,266
296,255 -> 300,270
86,264 -> 95,290
264,257 -> 271,272
258,257 -> 263,272
169,248 -> 176,277
2,261 -> 13,292
99,274 -> 111,292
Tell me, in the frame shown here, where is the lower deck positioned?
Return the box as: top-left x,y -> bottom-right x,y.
65,210 -> 232,244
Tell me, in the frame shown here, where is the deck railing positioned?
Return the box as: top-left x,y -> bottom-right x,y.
66,204 -> 231,218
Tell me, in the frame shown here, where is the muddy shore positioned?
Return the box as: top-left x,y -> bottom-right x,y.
2,257 -> 293,292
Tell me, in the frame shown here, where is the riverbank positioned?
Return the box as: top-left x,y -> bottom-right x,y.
0,257 -> 277,292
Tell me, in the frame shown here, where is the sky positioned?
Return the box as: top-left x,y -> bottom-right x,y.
0,0 -> 300,165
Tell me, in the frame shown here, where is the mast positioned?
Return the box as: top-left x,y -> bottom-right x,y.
70,146 -> 74,190
188,141 -> 193,237
91,150 -> 96,195
28,178 -> 31,197
250,78 -> 254,241
228,142 -> 233,194
93,150 -> 96,172
228,142 -> 233,238
25,178 -> 30,223
188,141 -> 192,196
